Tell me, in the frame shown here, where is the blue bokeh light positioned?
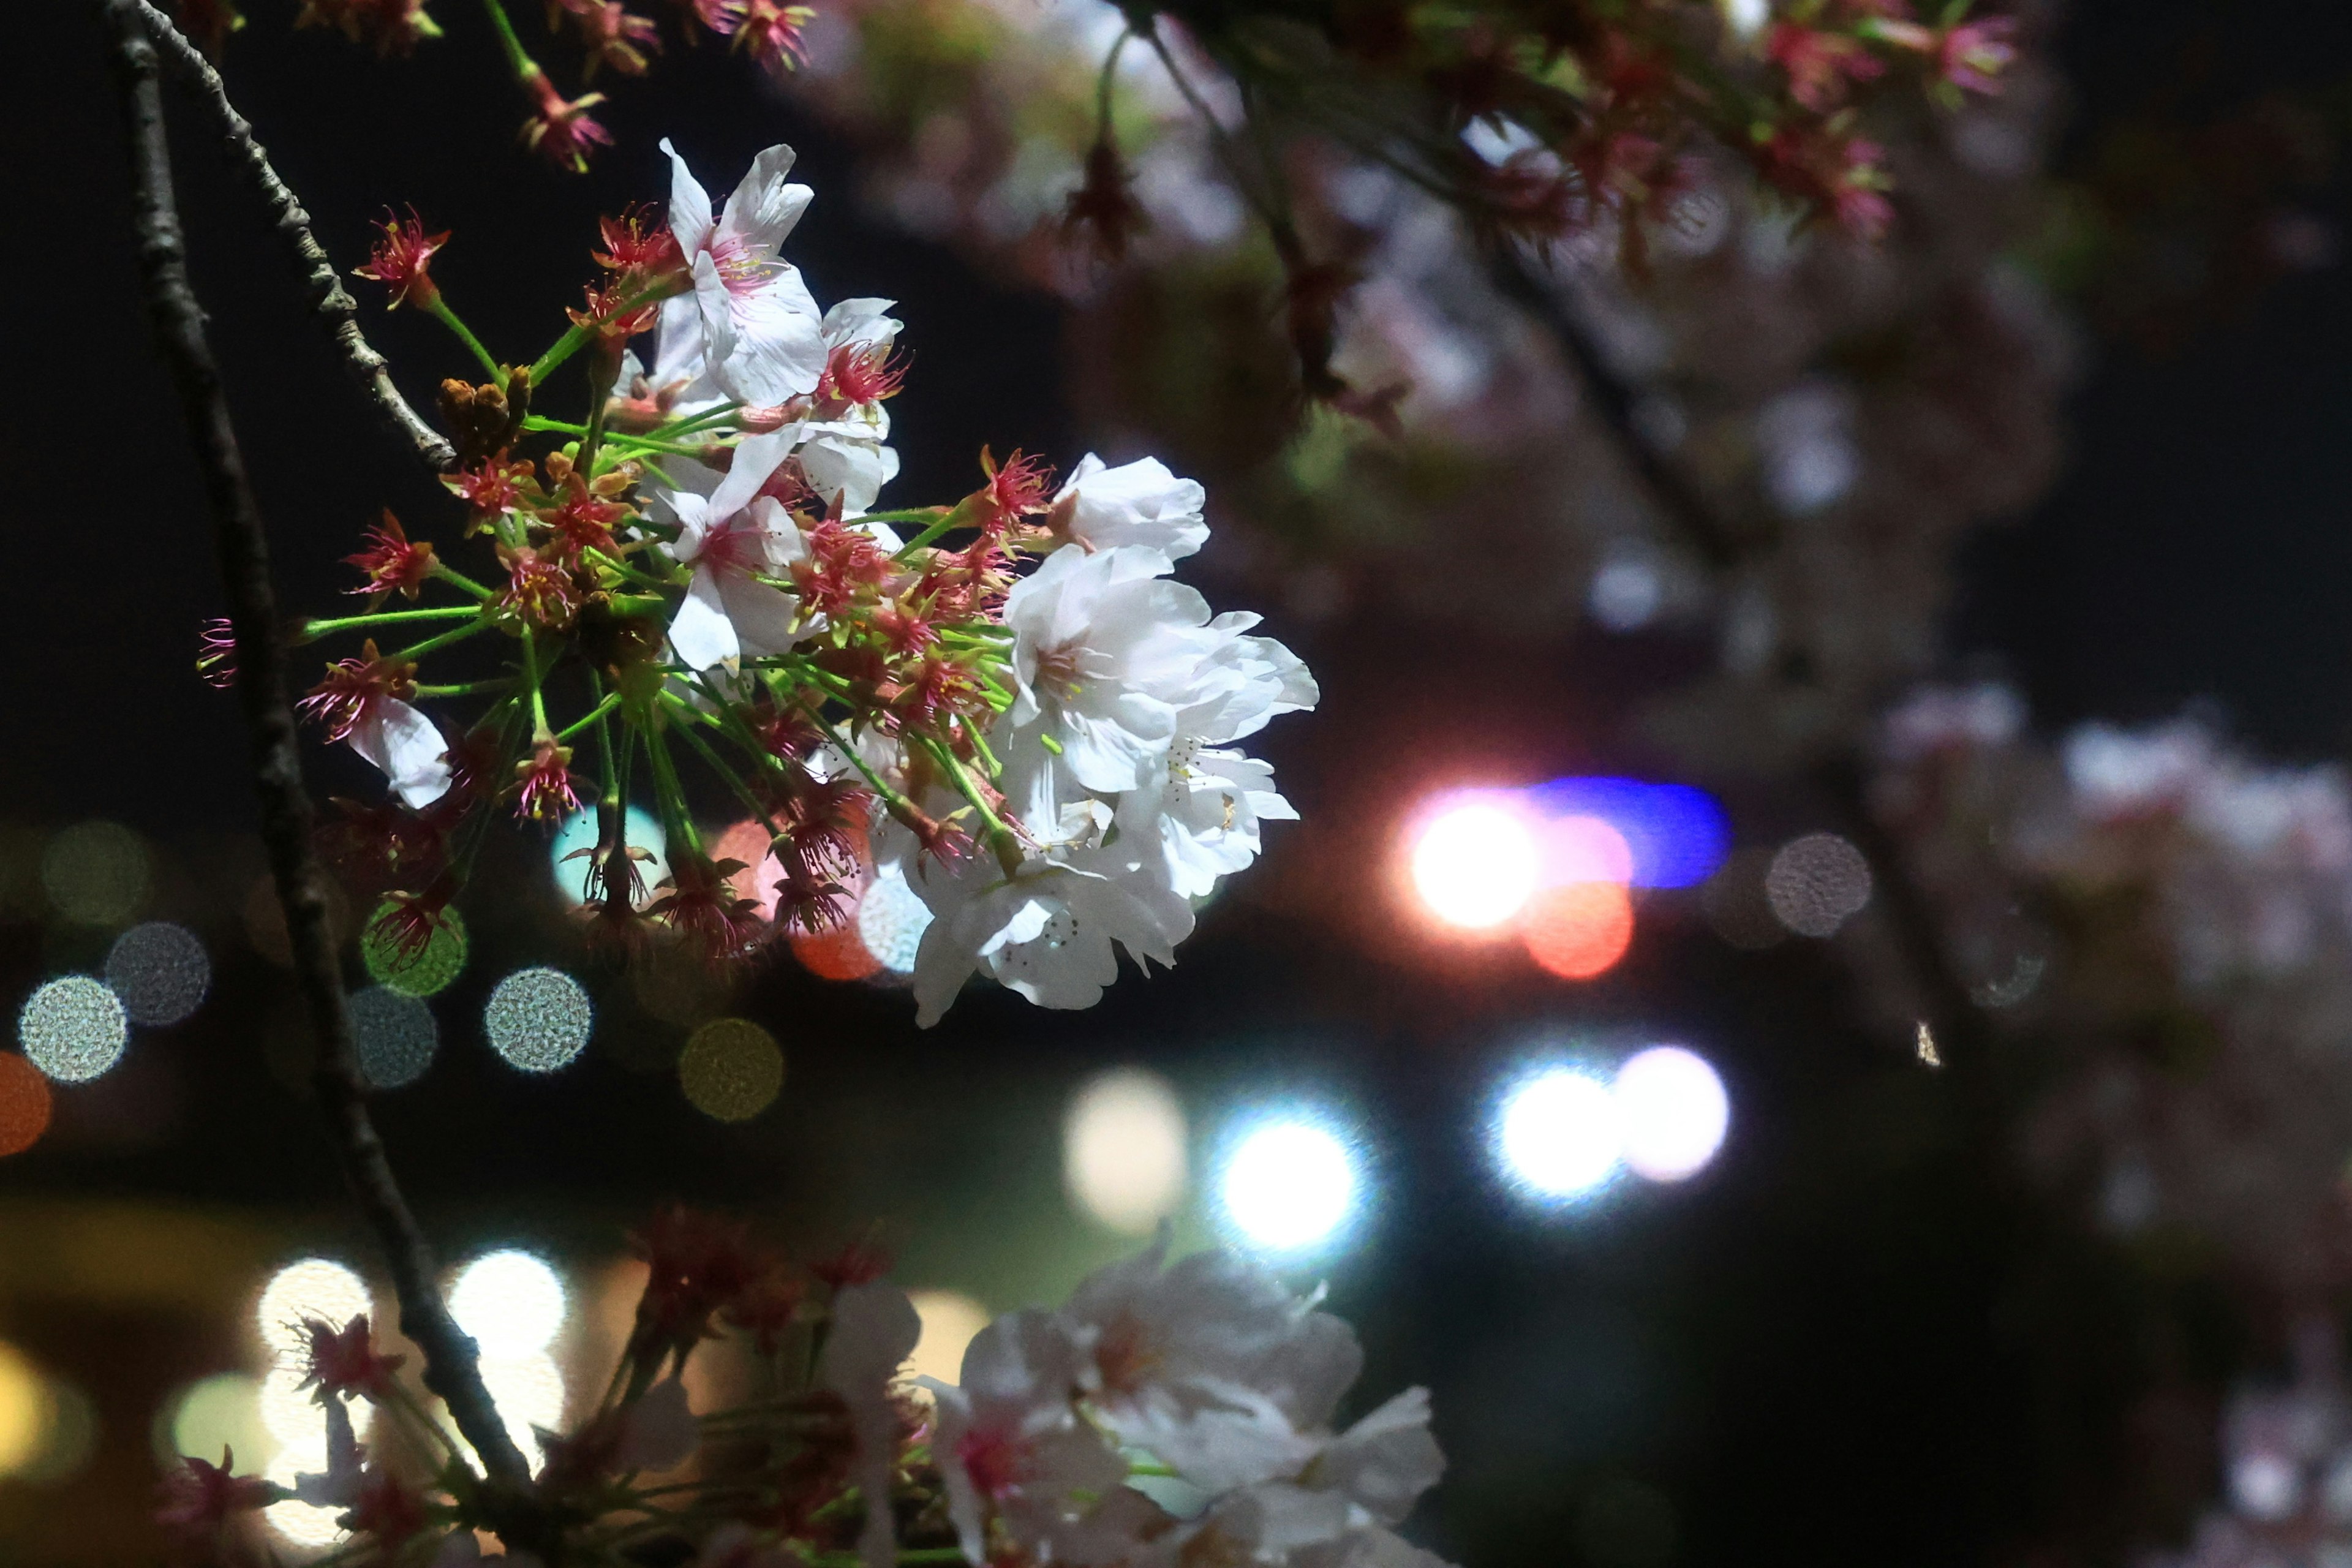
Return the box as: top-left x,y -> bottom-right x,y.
1520,778 -> 1730,889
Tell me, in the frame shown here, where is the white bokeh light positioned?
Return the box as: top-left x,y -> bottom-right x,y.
1409,801 -> 1539,929
480,1354 -> 567,1473
1063,1068 -> 1189,1234
450,1250 -> 567,1358
1219,1117 -> 1359,1253
1498,1069 -> 1622,1199
1612,1046 -> 1730,1183
255,1259 -> 370,1357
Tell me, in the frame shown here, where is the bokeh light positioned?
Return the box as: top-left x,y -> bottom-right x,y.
0,1341 -> 49,1478
1765,832 -> 1874,937
362,902 -> 469,997
1612,1047 -> 1730,1183
791,922 -> 884,982
40,820 -> 150,927
18,976 -> 127,1083
1218,1115 -> 1360,1254
551,805 -> 668,908
478,1353 -> 567,1473
161,1372 -> 270,1473
1700,848 -> 1787,951
483,967 -> 593,1073
0,1053 -> 53,1156
450,1250 -> 567,1357
1497,1068 -> 1622,1199
1409,799 -> 1539,929
678,1018 -> 785,1121
255,1259 -> 371,1355
1541,815 -> 1635,886
263,1446 -> 347,1546
857,862 -> 932,975
905,1290 -> 991,1387
350,986 -> 439,1090
104,922 -> 211,1027
1522,881 -> 1637,980
1523,778 -> 1730,889
1063,1067 -> 1189,1234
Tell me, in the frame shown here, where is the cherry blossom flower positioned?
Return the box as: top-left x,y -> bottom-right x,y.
1003,545 -> 1213,795
817,1282 -> 923,1568
657,429 -> 812,669
1118,740 -> 1298,900
903,848 -> 1194,1027
927,1310 -> 1128,1564
663,139 -> 827,406
1046,454 -> 1209,560
1059,1236 -> 1354,1492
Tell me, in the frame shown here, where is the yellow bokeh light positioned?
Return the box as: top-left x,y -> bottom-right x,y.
679,1018 -> 786,1122
40,820 -> 150,927
1063,1068 -> 1189,1234
0,1340 -> 52,1478
161,1372 -> 268,1472
904,1291 -> 990,1390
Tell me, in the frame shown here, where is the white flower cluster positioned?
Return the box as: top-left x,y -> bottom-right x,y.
883,472 -> 1316,1025
614,143 -> 1316,1024
1875,685 -> 2352,1278
913,1236 -> 1452,1568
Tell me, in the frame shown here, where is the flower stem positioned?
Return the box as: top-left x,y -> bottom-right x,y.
427,296 -> 504,383
522,414 -> 709,459
477,0 -> 540,85
529,280 -> 671,388
643,723 -> 704,859
301,605 -> 480,639
650,401 -> 745,439
662,692 -> 785,840
890,507 -> 965,560
394,618 -> 493,662
431,561 -> 496,601
556,692 -> 623,743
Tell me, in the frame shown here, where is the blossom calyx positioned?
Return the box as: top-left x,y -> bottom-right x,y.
298,1313 -> 407,1404
1062,138 -> 1148,265
522,72 -> 613,173
515,736 -> 581,821
157,1448 -> 279,1536
344,510 -> 438,601
353,208 -> 448,311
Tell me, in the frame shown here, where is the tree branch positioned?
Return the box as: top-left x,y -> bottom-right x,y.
99,0 -> 530,1490
116,0 -> 458,473
1498,244 -> 1999,1079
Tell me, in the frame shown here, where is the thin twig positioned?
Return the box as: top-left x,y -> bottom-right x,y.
1489,245 -> 1740,571
117,0 -> 458,472
99,0 -> 531,1493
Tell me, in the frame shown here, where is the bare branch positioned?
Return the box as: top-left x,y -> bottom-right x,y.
118,0 -> 458,473
98,0 -> 529,1490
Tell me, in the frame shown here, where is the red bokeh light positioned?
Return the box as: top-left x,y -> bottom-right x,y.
0,1052 -> 53,1157
1521,881 -> 1635,979
790,922 -> 883,982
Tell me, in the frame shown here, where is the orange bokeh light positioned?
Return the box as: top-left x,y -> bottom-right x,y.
1521,881 -> 1635,980
791,922 -> 883,982
0,1052 -> 53,1157
714,818 -> 873,925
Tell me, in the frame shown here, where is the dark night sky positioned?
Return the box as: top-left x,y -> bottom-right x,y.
8,2 -> 2352,1566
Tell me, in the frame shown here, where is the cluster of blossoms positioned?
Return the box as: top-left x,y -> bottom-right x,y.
1874,687 -> 2352,1291
160,1222 -> 1452,1568
277,141 -> 1313,1023
2144,1319 -> 2352,1568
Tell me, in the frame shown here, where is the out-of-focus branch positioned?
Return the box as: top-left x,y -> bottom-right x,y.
1490,246 -> 1740,572
1502,244 -> 1997,1079
118,0 -> 458,473
99,0 -> 530,1491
